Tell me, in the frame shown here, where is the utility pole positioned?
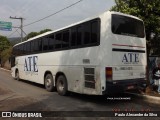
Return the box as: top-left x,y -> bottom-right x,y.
10,16 -> 24,42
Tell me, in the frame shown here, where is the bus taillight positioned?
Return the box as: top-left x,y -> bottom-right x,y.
106,67 -> 112,81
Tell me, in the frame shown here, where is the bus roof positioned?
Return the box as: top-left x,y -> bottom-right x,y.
13,11 -> 143,47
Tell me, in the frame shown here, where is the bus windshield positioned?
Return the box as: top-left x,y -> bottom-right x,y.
112,14 -> 145,38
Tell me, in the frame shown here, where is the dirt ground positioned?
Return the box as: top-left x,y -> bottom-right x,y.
140,86 -> 160,97
0,68 -> 160,120
0,85 -> 49,111
0,86 -> 66,120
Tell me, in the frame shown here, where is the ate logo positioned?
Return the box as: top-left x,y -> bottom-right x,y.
122,53 -> 139,64
24,56 -> 38,72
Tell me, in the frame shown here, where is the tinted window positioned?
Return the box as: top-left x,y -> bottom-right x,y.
38,39 -> 42,51
34,40 -> 39,52
112,14 -> 145,38
62,30 -> 69,48
23,43 -> 27,54
71,27 -> 77,47
42,37 -> 48,51
13,18 -> 100,56
77,26 -> 82,46
84,22 -> 91,44
48,34 -> 54,50
31,41 -> 34,52
26,42 -> 31,53
19,44 -> 23,55
16,45 -> 20,55
55,33 -> 62,49
91,21 -> 99,43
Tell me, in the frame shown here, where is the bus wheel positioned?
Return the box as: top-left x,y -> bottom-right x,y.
15,70 -> 20,81
45,74 -> 55,92
56,75 -> 68,96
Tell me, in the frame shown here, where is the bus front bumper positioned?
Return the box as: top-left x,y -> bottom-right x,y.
102,78 -> 147,95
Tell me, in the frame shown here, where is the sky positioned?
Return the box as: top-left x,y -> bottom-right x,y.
0,0 -> 115,38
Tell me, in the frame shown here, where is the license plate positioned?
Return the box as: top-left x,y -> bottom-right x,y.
127,85 -> 134,90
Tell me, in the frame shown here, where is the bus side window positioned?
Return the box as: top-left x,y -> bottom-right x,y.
38,38 -> 42,52
77,26 -> 83,46
55,33 -> 62,49
84,22 -> 91,45
34,40 -> 39,52
91,21 -> 98,44
26,42 -> 31,54
42,37 -> 49,51
23,43 -> 27,55
17,45 -> 20,56
31,41 -> 34,53
38,39 -> 42,52
62,30 -> 69,48
71,27 -> 77,47
48,34 -> 54,50
19,45 -> 23,55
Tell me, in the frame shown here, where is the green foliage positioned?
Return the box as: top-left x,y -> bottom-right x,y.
111,0 -> 160,54
0,35 -> 11,67
0,46 -> 12,67
24,29 -> 52,41
111,0 -> 138,14
39,29 -> 52,34
0,35 -> 10,54
24,32 -> 39,40
0,29 -> 51,67
10,39 -> 20,46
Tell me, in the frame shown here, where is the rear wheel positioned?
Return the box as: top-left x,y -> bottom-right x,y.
56,75 -> 68,96
44,74 -> 55,92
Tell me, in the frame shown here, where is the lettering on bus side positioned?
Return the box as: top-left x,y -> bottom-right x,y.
122,53 -> 139,64
24,56 -> 38,72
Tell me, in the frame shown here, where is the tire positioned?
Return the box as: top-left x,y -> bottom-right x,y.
15,70 -> 20,81
56,75 -> 68,96
44,74 -> 55,92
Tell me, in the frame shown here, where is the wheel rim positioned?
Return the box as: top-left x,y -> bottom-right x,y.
58,80 -> 64,91
46,78 -> 51,88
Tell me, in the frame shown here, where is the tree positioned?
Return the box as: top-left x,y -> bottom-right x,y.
111,0 -> 160,90
0,35 -> 10,53
23,29 -> 52,41
39,29 -> 52,34
0,46 -> 12,67
111,0 -> 160,55
24,32 -> 39,40
0,35 -> 11,67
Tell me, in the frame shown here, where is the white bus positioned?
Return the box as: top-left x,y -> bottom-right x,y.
11,11 -> 147,95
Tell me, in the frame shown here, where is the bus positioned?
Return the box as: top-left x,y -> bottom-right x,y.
11,11 -> 147,96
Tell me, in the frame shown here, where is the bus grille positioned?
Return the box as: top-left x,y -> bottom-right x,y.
84,68 -> 95,89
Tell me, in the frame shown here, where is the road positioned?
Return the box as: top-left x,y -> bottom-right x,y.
0,69 -> 160,120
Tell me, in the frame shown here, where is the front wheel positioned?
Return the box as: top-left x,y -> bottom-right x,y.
56,75 -> 68,96
15,70 -> 20,81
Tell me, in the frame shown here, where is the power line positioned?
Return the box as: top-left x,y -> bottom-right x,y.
8,28 -> 27,38
8,29 -> 19,38
8,0 -> 84,38
10,16 -> 24,42
23,0 -> 83,27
